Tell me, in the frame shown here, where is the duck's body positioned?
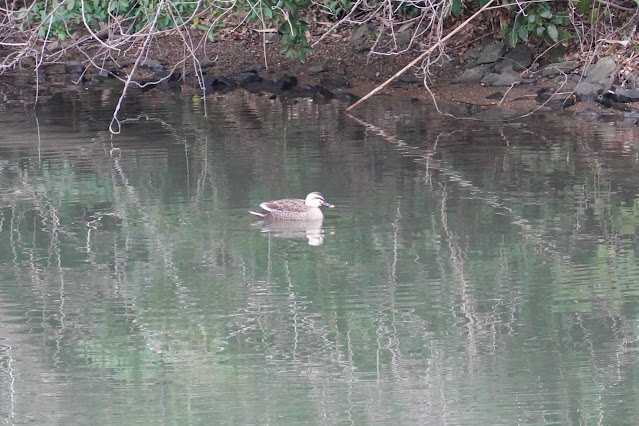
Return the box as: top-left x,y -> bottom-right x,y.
249,192 -> 334,221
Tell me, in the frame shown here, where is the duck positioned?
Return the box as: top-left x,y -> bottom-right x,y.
249,192 -> 334,221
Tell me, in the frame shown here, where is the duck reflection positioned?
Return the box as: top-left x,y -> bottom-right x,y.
254,218 -> 328,246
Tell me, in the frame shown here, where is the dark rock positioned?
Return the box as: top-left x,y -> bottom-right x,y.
265,32 -> 282,43
578,108 -> 600,118
540,61 -> 579,78
464,48 -> 482,62
544,45 -> 566,64
394,30 -> 413,48
334,92 -> 360,105
482,71 -> 520,87
308,64 -> 328,75
65,61 -> 84,75
455,64 -> 491,84
481,73 -> 500,86
575,81 -> 602,99
477,43 -> 506,64
311,87 -> 334,103
614,87 -> 639,102
392,74 -> 420,88
211,76 -> 237,90
200,59 -> 215,69
503,44 -> 533,71
495,72 -> 521,86
203,75 -> 215,87
274,74 -> 297,91
486,92 -> 504,100
320,77 -> 350,89
140,59 -> 164,72
547,95 -> 577,110
351,24 -> 375,45
585,56 -> 616,83
249,64 -> 265,73
226,70 -> 262,85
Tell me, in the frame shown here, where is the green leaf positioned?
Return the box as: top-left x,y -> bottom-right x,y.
451,0 -> 461,17
508,28 -> 518,47
539,10 -> 552,19
518,24 -> 528,42
547,24 -> 558,41
577,0 -> 591,13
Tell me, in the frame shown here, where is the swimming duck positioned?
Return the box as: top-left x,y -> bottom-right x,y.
249,192 -> 334,221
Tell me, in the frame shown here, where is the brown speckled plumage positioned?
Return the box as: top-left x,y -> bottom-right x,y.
249,192 -> 334,221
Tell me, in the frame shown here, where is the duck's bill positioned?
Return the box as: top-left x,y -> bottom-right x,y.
324,202 -> 335,208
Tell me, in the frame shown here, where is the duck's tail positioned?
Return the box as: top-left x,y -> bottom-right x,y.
249,209 -> 268,218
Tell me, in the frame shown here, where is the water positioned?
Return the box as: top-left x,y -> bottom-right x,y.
1,88 -> 639,424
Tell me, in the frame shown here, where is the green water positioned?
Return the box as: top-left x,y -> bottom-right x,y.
1,90 -> 639,424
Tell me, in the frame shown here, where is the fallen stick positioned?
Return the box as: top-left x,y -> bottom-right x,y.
346,0 -> 495,112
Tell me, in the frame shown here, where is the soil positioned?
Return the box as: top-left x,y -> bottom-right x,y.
147,32 -> 591,115
0,28 -> 626,116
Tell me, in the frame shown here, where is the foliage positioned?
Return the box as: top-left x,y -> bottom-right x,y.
17,0 -> 209,41
503,2 -> 571,47
5,0 -> 624,63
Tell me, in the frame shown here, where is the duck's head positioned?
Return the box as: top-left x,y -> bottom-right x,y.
305,192 -> 334,208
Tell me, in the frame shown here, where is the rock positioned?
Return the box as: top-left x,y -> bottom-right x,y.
464,48 -> 482,61
211,76 -> 237,90
200,59 -> 215,69
503,44 -> 533,71
311,87 -> 334,103
544,45 -> 566,64
481,73 -> 500,86
249,64 -> 265,73
392,74 -> 421,87
486,92 -> 504,100
320,77 -> 350,89
226,71 -> 262,85
455,64 -> 491,84
274,74 -> 297,91
140,59 -> 163,72
495,72 -> 521,86
482,71 -> 521,87
585,56 -> 616,83
618,88 -> 639,102
65,61 -> 84,75
578,108 -> 600,118
540,61 -> 579,78
575,81 -> 603,99
265,32 -> 282,43
308,64 -> 328,75
441,57 -> 461,70
333,92 -> 360,105
350,24 -> 375,45
492,61 -> 514,73
477,43 -> 506,64
394,30 -> 413,48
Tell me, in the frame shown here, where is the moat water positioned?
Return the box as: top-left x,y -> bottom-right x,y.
1,88 -> 639,423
